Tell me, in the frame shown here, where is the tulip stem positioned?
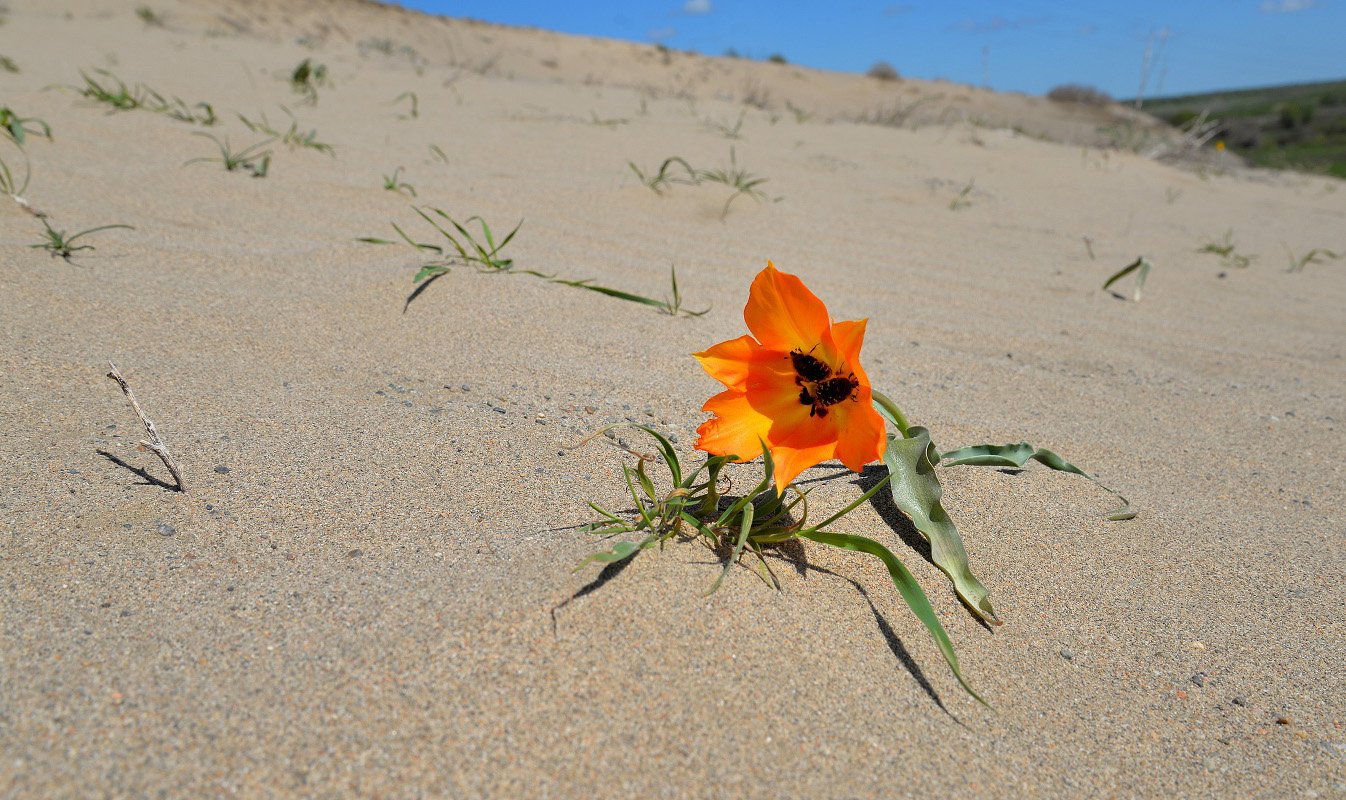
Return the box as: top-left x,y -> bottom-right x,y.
871,390 -> 910,438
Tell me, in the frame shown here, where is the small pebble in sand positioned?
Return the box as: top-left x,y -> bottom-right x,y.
1060,649 -> 1073,661
1191,674 -> 1204,687
214,465 -> 230,474
156,522 -> 175,537
1276,716 -> 1291,726
1233,696 -> 1246,707
347,549 -> 363,558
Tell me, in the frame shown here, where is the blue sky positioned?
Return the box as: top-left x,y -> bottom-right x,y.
386,0 -> 1344,99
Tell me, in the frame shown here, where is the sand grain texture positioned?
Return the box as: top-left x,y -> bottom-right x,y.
1,1 -> 1344,797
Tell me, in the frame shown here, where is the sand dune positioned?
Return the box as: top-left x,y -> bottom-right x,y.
2,0 -> 1343,796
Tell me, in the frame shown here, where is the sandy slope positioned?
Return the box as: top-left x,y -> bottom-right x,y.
1,0 -> 1344,796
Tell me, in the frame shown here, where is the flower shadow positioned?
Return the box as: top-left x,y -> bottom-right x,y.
767,553 -> 955,715
851,463 -> 995,632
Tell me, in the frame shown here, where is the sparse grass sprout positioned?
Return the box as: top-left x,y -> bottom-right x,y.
393,91 -> 419,119
289,58 -> 328,104
186,133 -> 272,176
696,148 -> 769,218
68,69 -> 215,124
706,110 -> 746,140
30,219 -> 133,260
1197,229 -> 1254,268
135,6 -> 164,26
360,210 -> 707,314
0,147 -> 30,197
381,167 -> 417,196
629,156 -> 698,194
629,150 -> 768,218
1284,246 -> 1340,273
949,178 -> 974,210
0,107 -> 51,146
237,107 -> 332,154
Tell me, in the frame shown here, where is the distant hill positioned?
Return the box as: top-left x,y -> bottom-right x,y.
1135,79 -> 1346,178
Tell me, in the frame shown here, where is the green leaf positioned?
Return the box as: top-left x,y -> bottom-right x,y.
1102,256 -> 1151,302
575,534 -> 658,570
622,462 -> 657,533
882,427 -> 1000,626
798,530 -> 988,706
939,443 -> 1135,521
626,424 -> 682,486
553,278 -> 671,310
412,264 -> 448,283
707,500 -> 753,595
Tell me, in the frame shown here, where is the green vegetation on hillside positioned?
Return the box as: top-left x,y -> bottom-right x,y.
1138,79 -> 1346,178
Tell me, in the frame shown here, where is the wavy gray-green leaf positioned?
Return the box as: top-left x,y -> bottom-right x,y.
881,427 -> 1000,625
939,442 -> 1135,520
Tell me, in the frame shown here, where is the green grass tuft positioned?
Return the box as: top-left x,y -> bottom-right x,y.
135,5 -> 165,26
630,149 -> 769,218
66,69 -> 216,125
0,145 -> 31,197
0,107 -> 51,146
289,58 -> 328,105
381,167 -> 417,197
30,219 -> 134,260
392,91 -> 419,119
1284,246 -> 1340,273
1197,229 -> 1255,268
360,209 -> 708,315
237,107 -> 333,155
948,178 -> 974,211
186,133 -> 272,177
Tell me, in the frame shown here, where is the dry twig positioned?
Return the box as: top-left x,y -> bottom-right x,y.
106,360 -> 186,492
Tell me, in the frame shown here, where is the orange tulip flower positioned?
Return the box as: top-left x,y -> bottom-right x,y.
694,262 -> 887,490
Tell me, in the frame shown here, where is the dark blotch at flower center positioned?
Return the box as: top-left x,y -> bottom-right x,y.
789,348 -> 859,418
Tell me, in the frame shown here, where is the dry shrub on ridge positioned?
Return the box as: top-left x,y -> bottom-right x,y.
1047,84 -> 1113,107
867,61 -> 900,81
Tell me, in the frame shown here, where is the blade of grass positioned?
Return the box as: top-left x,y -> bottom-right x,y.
1102,256 -> 1151,302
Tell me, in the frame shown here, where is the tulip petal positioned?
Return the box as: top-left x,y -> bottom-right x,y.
827,318 -> 872,386
693,335 -> 777,392
743,263 -> 831,353
771,441 -> 838,490
833,389 -> 888,471
696,390 -> 771,462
